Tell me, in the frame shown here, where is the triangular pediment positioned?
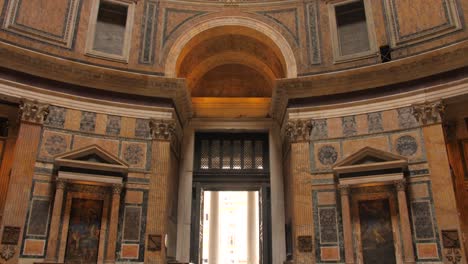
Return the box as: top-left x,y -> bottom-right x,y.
334,147 -> 408,175
335,147 -> 407,167
55,145 -> 128,174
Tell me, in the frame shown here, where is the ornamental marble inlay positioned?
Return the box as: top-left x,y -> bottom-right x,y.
342,116 -> 357,137
44,135 -> 68,156
106,116 -> 121,136
318,145 -> 338,166
396,135 -> 418,157
311,119 -> 328,140
1,226 -> 20,245
135,119 -> 150,138
368,112 -> 384,133
45,106 -> 66,128
412,201 -> 435,240
297,236 -> 313,252
123,144 -> 144,165
318,207 -> 338,244
79,112 -> 96,132
398,107 -> 418,129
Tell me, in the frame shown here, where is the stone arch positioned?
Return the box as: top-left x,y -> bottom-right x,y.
164,16 -> 298,78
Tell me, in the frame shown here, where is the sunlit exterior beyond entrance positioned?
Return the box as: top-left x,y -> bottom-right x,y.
202,191 -> 259,264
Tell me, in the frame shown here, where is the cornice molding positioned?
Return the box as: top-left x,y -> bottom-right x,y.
272,41 -> 468,120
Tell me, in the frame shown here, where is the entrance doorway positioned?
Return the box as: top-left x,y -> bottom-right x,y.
190,133 -> 272,264
201,191 -> 260,264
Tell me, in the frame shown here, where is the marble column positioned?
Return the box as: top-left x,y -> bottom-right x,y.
105,184 -> 123,263
247,191 -> 258,264
176,125 -> 195,262
394,180 -> 415,264
209,191 -> 219,264
340,185 -> 355,264
0,100 -> 48,264
45,179 -> 67,262
269,124 -> 286,263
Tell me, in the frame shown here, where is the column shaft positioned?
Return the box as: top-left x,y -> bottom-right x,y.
45,181 -> 66,262
395,181 -> 416,264
209,191 -> 219,264
105,186 -> 122,263
340,187 -> 354,264
247,191 -> 258,264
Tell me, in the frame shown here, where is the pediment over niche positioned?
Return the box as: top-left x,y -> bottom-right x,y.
55,145 -> 128,185
333,147 -> 408,186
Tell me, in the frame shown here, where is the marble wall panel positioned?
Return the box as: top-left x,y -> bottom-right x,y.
38,130 -> 72,161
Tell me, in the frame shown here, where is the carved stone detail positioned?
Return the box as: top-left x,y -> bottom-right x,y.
112,184 -> 123,194
149,119 -> 176,141
19,100 -> 49,124
394,180 -> 406,192
412,101 -> 445,125
339,185 -> 350,196
285,119 -> 313,143
56,179 -> 67,190
0,245 -> 15,261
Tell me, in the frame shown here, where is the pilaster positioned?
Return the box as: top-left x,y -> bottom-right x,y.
145,119 -> 177,264
0,99 -> 48,264
416,101 -> 467,263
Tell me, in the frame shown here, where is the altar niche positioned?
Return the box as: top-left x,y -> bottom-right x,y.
334,147 -> 415,264
45,145 -> 128,264
190,133 -> 271,264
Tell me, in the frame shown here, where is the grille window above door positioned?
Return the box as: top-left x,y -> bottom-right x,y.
195,133 -> 269,172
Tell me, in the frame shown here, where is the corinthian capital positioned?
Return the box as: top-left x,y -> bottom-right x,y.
149,119 -> 176,141
412,101 -> 445,125
285,119 -> 313,143
19,99 -> 49,124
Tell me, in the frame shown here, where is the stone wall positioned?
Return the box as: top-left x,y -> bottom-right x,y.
285,103 -> 466,263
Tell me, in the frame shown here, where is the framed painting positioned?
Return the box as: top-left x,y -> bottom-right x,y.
64,198 -> 104,264
352,192 -> 402,264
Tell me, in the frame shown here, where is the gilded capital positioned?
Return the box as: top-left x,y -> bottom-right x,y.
19,99 -> 49,124
285,119 -> 313,143
412,101 -> 445,125
149,119 -> 176,141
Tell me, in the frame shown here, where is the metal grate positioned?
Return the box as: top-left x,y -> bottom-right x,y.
195,133 -> 268,172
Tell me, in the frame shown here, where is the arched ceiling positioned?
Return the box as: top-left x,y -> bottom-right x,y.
176,26 -> 286,98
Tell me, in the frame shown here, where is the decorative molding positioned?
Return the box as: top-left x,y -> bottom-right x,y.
285,119 -> 312,143
139,0 -> 159,64
256,8 -> 299,44
19,99 -> 49,124
306,1 -> 321,65
383,0 -> 462,47
149,119 -> 176,141
412,101 -> 446,125
3,0 -> 82,49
